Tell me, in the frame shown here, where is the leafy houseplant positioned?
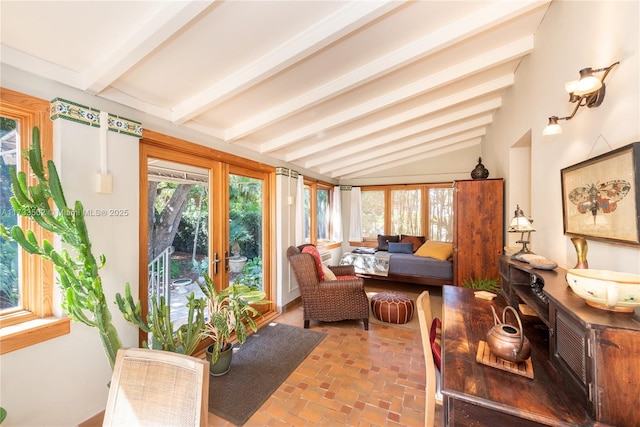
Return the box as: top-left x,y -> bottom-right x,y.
462,276 -> 500,292
197,273 -> 269,375
0,128 -> 208,368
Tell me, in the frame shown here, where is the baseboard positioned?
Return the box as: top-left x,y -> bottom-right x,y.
281,296 -> 302,313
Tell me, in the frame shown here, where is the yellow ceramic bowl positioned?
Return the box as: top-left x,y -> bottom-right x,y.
566,269 -> 640,312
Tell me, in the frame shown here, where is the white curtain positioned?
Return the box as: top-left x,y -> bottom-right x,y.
349,187 -> 362,242
331,185 -> 342,242
295,174 -> 305,246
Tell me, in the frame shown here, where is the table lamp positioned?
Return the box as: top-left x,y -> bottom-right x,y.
508,205 -> 535,259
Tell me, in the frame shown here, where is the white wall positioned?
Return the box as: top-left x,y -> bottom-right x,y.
0,119 -> 140,426
483,0 -> 640,273
276,169 -> 301,308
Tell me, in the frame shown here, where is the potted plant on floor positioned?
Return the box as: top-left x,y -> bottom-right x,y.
197,273 -> 269,375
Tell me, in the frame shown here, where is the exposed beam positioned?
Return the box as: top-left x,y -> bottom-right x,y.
84,1 -> 215,94
339,139 -> 481,180
225,0 -> 548,142
0,45 -> 84,88
171,0 -> 404,124
259,36 -> 533,153
287,78 -> 511,163
332,131 -> 484,178
319,117 -> 492,175
298,95 -> 504,166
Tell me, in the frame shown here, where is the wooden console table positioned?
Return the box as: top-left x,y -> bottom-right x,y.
499,256 -> 640,426
441,285 -> 590,426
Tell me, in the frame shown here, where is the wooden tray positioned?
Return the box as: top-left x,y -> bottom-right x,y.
476,340 -> 534,379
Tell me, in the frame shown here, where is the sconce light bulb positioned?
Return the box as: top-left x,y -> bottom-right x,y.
543,117 -> 563,136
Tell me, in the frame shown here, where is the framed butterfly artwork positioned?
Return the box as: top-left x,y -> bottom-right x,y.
561,141 -> 640,246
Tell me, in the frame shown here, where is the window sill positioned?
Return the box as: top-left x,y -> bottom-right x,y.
0,316 -> 71,354
318,241 -> 342,250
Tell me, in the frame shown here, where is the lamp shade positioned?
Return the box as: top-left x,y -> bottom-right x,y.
508,215 -> 535,232
508,205 -> 535,232
564,80 -> 578,94
543,116 -> 562,135
573,68 -> 603,95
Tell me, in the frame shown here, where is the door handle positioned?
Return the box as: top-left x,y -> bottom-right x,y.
212,252 -> 220,276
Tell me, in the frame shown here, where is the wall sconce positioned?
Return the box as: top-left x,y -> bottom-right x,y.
543,62 -> 619,135
508,205 -> 535,259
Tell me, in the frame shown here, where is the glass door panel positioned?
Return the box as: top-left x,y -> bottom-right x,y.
147,158 -> 209,332
228,173 -> 263,289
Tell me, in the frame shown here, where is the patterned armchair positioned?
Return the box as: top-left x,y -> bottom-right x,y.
287,244 -> 369,330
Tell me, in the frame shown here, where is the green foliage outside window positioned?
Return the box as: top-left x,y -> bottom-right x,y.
0,118 -> 18,309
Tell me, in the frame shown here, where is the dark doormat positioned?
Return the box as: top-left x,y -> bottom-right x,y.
208,322 -> 326,426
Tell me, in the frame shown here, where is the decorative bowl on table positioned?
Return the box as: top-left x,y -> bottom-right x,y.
566,269 -> 640,313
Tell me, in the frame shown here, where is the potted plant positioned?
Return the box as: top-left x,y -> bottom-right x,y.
462,276 -> 500,292
197,273 -> 269,375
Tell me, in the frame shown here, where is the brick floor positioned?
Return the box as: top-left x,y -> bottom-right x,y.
208,282 -> 443,426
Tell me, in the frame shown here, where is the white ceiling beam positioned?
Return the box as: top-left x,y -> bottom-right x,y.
259,35 -> 533,153
331,128 -> 485,178
298,95 -> 503,166
171,0 -> 404,125
0,45 -> 84,88
97,87 -> 175,122
226,0 -> 548,142
319,117 -> 491,175
289,77 -> 511,163
83,1 -> 215,94
339,139 -> 481,180
331,131 -> 484,178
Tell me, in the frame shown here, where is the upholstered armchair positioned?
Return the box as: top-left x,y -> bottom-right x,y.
287,244 -> 369,330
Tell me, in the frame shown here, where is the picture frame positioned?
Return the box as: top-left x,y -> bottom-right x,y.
561,141 -> 640,246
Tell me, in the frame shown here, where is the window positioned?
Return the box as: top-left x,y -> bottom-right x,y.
429,187 -> 454,241
304,179 -> 335,246
0,88 -> 70,354
360,184 -> 453,242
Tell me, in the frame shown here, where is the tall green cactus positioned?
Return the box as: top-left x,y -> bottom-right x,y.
0,128 -> 122,367
0,127 -> 210,368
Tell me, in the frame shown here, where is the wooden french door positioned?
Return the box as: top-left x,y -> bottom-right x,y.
139,131 -> 274,349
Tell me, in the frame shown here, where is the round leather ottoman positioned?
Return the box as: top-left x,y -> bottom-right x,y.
371,292 -> 415,324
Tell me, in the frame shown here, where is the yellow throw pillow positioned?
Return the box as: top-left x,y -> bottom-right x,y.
414,241 -> 453,261
322,264 -> 337,281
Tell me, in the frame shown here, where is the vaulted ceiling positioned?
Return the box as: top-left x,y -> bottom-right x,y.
0,0 -> 551,180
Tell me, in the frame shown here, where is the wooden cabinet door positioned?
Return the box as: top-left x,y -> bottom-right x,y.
453,179 -> 503,286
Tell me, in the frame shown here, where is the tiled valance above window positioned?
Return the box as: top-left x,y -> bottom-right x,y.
50,98 -> 142,138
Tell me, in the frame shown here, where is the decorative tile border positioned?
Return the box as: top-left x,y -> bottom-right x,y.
50,98 -> 142,138
107,114 -> 143,138
276,167 -> 299,179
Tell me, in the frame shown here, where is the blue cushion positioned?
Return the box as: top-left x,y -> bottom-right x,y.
388,242 -> 414,254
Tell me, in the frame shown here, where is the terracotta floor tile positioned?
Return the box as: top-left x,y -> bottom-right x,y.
207,281 -> 443,426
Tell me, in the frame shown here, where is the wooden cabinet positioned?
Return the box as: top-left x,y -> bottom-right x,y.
453,179 -> 503,286
500,256 -> 640,426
